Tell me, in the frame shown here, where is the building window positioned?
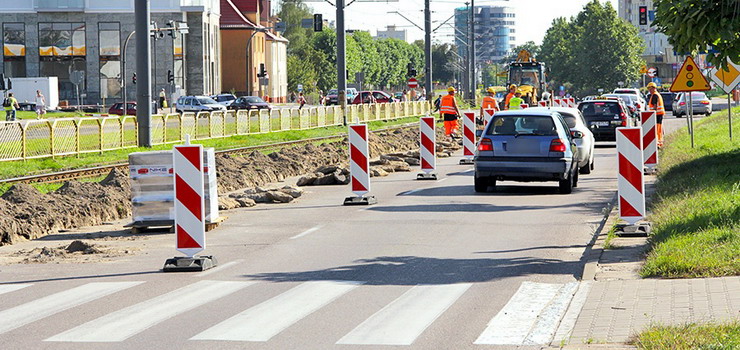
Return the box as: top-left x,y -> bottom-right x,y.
99,23 -> 121,99
3,23 -> 26,77
39,23 -> 86,102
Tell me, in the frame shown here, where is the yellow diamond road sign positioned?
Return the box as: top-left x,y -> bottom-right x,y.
709,59 -> 740,94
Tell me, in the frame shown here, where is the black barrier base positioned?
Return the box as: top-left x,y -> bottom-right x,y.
459,158 -> 475,165
343,196 -> 377,206
163,255 -> 218,272
615,222 -> 652,237
643,166 -> 658,175
417,173 -> 438,180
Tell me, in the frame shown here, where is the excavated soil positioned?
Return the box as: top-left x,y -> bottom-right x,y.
0,125 -> 454,247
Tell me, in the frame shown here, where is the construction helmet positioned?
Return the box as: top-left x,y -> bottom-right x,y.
515,89 -> 522,95
447,86 -> 456,93
509,84 -> 517,90
646,82 -> 658,89
486,87 -> 496,93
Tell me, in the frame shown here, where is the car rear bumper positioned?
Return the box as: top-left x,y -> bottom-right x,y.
474,157 -> 571,181
675,106 -> 711,114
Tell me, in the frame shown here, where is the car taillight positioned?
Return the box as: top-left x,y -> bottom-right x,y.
478,138 -> 493,151
700,101 -> 710,105
549,138 -> 566,152
679,102 -> 686,106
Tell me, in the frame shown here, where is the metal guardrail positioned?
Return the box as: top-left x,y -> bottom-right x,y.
0,101 -> 431,162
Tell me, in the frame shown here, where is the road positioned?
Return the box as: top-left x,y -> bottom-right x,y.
0,116 -> 688,349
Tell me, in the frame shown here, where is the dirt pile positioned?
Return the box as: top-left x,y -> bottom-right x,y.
11,240 -> 133,264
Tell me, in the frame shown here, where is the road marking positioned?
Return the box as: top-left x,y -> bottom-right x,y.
192,280 -> 362,342
524,282 -> 579,345
552,281 -> 592,344
194,259 -> 244,277
337,283 -> 471,346
474,282 -> 566,345
290,225 -> 323,240
0,282 -> 142,335
46,280 -> 252,342
0,284 -> 31,296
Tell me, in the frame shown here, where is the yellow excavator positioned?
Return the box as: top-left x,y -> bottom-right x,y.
507,50 -> 547,105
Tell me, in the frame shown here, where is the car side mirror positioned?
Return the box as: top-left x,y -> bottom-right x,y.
571,130 -> 584,139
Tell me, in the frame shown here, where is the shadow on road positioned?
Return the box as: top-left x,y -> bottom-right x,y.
0,270 -> 161,285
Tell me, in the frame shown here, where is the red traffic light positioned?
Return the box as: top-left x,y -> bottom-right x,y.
639,7 -> 646,13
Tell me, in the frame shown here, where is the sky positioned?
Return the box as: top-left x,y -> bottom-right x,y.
303,0 -> 619,46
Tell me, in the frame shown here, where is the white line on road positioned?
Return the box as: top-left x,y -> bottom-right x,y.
0,284 -> 32,296
46,280 -> 253,342
0,282 -> 142,335
474,282 -> 564,345
290,225 -> 323,240
192,280 -> 362,342
336,283 -> 472,346
194,259 -> 244,277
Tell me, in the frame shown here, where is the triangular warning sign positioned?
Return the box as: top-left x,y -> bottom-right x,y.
670,56 -> 711,92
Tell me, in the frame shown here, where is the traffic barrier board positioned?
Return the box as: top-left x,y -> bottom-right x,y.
173,144 -> 206,257
670,56 -> 710,92
616,127 -> 645,225
460,112 -> 475,164
344,124 -> 376,205
708,59 -> 740,94
640,111 -> 658,173
417,116 -> 437,180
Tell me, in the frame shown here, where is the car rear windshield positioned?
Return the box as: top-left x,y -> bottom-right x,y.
558,112 -> 578,128
197,97 -> 217,105
613,89 -> 637,95
214,95 -> 235,102
579,102 -> 622,117
487,115 -> 557,136
244,96 -> 264,103
679,92 -> 708,100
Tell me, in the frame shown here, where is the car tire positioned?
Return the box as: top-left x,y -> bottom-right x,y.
559,172 -> 574,194
675,112 -> 682,118
474,176 -> 490,193
572,170 -> 579,188
579,161 -> 592,175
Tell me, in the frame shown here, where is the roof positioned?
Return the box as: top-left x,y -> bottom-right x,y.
265,31 -> 288,43
220,0 -> 263,29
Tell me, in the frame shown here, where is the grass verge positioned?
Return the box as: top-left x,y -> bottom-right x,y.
0,116 -> 421,181
640,106 -> 740,278
633,321 -> 740,350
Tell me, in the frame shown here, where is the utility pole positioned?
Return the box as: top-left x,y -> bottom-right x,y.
469,0 -> 475,105
424,0 -> 432,101
135,0 -> 152,147
337,0 -> 348,125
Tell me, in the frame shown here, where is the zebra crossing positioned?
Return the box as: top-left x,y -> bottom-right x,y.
0,279 -> 588,347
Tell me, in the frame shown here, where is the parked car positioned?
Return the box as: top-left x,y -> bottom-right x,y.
211,93 -> 237,107
325,88 -> 358,105
577,98 -> 634,141
346,88 -> 358,103
672,92 -> 712,117
659,92 -> 675,111
612,88 -> 646,111
108,102 -> 136,116
229,96 -> 271,111
528,107 -> 595,174
351,91 -> 394,104
175,96 -> 226,113
602,93 -> 641,118
474,110 -> 580,194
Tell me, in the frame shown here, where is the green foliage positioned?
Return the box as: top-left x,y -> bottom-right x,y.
432,43 -> 460,84
634,321 -> 740,350
539,1 -> 644,95
504,41 -> 541,62
653,0 -> 740,69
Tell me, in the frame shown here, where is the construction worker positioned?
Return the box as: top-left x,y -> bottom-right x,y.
504,84 -> 517,110
440,86 -> 463,139
508,90 -> 525,110
646,82 -> 665,147
480,87 -> 499,127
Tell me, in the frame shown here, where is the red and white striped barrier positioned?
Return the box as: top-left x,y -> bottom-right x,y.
460,112 -> 475,164
640,111 -> 658,173
520,103 -> 529,109
569,98 -> 576,108
417,116 -> 437,180
538,101 -> 547,107
173,143 -> 206,257
553,99 -> 561,107
616,127 -> 645,225
344,124 -> 376,205
483,108 -> 496,127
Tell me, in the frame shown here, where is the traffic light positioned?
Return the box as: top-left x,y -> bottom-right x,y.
407,63 -> 417,77
132,73 -> 137,85
313,14 -> 323,32
0,74 -> 5,90
638,6 -> 647,25
258,63 -> 266,78
167,70 -> 174,84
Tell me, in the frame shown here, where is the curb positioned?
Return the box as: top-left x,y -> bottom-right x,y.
580,192 -> 619,281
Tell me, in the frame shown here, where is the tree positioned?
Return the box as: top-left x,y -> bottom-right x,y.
540,17 -> 578,88
504,41 -> 541,62
432,43 -> 459,84
653,0 -> 740,68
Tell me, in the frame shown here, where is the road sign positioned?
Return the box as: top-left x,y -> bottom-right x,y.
297,84 -> 303,92
647,67 -> 657,78
407,77 -> 418,89
670,56 -> 711,92
708,59 -> 740,94
640,65 -> 648,74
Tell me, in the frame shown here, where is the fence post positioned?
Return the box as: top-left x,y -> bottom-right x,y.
97,118 -> 104,153
21,123 -> 27,160
119,117 -> 125,148
207,112 -> 213,138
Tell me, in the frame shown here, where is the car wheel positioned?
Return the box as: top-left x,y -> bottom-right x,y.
579,161 -> 592,175
474,176 -> 489,193
559,172 -> 573,194
572,169 -> 579,188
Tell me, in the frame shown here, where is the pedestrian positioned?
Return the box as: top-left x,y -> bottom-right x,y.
508,90 -> 524,110
297,92 -> 306,109
410,89 -> 417,101
480,87 -> 499,126
433,95 -> 442,112
420,87 -> 427,100
401,89 -> 408,102
504,84 -> 517,110
646,82 -> 666,147
3,92 -> 19,121
439,86 -> 463,140
158,88 -> 167,111
35,90 -> 46,119
290,91 -> 296,103
318,90 -> 324,106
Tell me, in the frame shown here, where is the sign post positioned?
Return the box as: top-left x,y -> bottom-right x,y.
669,56 -> 711,148
708,59 -> 740,140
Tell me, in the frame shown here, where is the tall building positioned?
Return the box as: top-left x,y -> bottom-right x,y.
0,0 -> 221,105
618,0 -> 682,83
375,25 -> 407,41
454,5 -> 515,64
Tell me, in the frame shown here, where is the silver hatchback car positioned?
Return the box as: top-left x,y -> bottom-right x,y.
474,110 -> 581,194
672,92 -> 712,117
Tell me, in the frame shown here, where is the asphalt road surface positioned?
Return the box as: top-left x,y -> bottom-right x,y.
0,117 -> 687,349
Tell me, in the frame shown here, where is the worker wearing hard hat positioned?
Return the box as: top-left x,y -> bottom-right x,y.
480,87 -> 499,127
646,82 -> 665,147
504,84 -> 517,110
439,86 -> 463,139
508,90 -> 525,110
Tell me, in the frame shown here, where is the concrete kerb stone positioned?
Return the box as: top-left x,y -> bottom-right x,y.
580,192 -> 619,281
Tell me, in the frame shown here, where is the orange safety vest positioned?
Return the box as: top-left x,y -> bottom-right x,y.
648,92 -> 665,116
440,94 -> 456,114
504,92 -> 515,109
482,96 -> 497,109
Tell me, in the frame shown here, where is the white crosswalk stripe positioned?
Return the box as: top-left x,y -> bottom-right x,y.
192,280 -> 362,342
0,282 -> 142,335
46,280 -> 253,342
0,284 -> 32,296
336,283 -> 472,346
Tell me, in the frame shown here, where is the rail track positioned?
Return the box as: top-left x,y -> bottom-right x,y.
0,123 -> 418,186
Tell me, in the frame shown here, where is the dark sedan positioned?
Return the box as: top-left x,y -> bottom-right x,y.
108,102 -> 136,116
229,96 -> 272,111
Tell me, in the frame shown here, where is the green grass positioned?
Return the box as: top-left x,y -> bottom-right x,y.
603,224 -> 620,250
9,111 -> 85,120
633,321 -> 740,350
0,116 -> 421,180
640,106 -> 740,278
